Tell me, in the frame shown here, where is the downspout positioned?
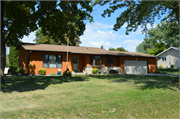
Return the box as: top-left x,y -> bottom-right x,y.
27,50 -> 32,74
27,50 -> 32,65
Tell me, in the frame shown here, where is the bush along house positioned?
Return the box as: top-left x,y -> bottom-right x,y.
18,43 -> 157,75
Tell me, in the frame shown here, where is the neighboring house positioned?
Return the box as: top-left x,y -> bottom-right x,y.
4,67 -> 9,74
156,47 -> 180,68
18,43 -> 157,74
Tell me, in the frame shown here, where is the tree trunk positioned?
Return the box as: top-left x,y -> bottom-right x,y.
1,1 -> 5,83
1,39 -> 6,83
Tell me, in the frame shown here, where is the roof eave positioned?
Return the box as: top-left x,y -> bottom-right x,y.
156,47 -> 179,56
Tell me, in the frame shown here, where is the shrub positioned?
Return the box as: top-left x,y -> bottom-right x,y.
159,65 -> 164,69
19,68 -> 25,75
92,68 -> 98,74
171,65 -> 174,69
154,70 -> 161,74
50,73 -> 57,76
160,72 -> 167,74
15,67 -> 21,73
109,70 -> 116,74
25,65 -> 30,74
63,70 -> 71,77
38,68 -> 46,75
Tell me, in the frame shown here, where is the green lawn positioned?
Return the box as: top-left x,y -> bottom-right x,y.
1,74 -> 179,118
156,68 -> 179,74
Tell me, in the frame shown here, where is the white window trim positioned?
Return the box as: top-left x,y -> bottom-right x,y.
161,57 -> 166,61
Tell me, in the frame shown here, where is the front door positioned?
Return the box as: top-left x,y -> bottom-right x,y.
73,56 -> 79,72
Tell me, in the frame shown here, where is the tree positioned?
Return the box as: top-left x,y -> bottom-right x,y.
109,47 -> 116,51
8,45 -> 19,74
33,27 -> 81,46
136,21 -> 179,54
117,47 -> 128,52
93,1 -> 179,35
147,42 -> 166,56
1,1 -> 93,82
6,54 -> 9,67
109,47 -> 128,52
100,45 -> 104,49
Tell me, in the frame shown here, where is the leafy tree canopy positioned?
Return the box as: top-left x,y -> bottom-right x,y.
3,1 -> 93,46
109,47 -> 116,51
136,21 -> 179,54
33,27 -> 81,46
147,42 -> 166,56
109,47 -> 128,52
93,1 -> 179,35
100,45 -> 104,49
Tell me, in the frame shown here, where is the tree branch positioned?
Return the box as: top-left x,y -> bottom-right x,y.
4,29 -> 15,44
4,2 -> 61,44
22,2 -> 60,24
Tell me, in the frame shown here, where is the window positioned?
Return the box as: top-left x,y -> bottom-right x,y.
95,56 -> 101,65
43,55 -> 62,68
57,55 -> 62,68
49,55 -> 56,68
107,57 -> 114,64
90,56 -> 102,66
161,57 -> 166,61
43,55 -> 48,68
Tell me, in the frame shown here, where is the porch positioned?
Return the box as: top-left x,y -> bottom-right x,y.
83,66 -> 121,74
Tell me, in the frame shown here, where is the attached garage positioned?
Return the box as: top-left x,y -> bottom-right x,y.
124,60 -> 148,74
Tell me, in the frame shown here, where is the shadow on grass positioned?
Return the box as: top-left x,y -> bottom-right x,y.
88,74 -> 179,91
1,76 -> 89,93
156,68 -> 179,74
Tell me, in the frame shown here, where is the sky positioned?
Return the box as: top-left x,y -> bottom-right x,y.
6,2 -> 161,54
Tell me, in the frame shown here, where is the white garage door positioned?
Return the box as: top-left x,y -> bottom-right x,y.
125,60 -> 148,74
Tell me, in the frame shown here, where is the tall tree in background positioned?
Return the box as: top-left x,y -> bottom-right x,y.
147,42 -> 166,56
93,1 -> 179,35
117,47 -> 128,52
100,45 -> 104,49
109,47 -> 116,51
109,47 -> 128,52
8,45 -> 19,74
1,1 -> 93,82
33,27 -> 81,46
6,54 -> 9,67
136,21 -> 179,54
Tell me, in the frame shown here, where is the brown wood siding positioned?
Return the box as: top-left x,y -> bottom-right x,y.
103,56 -> 119,66
19,46 -> 29,70
19,46 -> 23,67
119,57 -> 156,73
29,51 -> 69,74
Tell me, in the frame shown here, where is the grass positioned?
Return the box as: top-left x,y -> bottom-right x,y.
1,74 -> 179,118
156,68 -> 179,74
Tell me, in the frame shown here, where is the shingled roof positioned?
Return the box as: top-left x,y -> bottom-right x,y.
20,43 -> 157,58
